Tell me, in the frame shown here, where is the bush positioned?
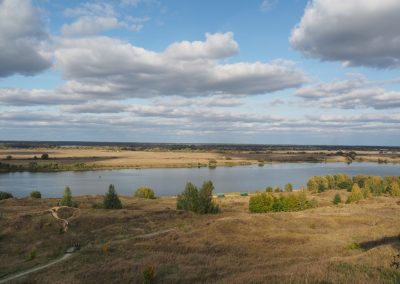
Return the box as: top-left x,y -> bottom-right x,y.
60,186 -> 73,207
346,184 -> 364,203
332,193 -> 341,205
265,186 -> 273,192
103,184 -> 122,209
284,183 -> 293,192
0,191 -> 13,200
134,187 -> 156,199
249,191 -> 317,213
389,181 -> 400,196
177,181 -> 220,214
41,153 -> 49,160
0,191 -> 14,200
27,247 -> 37,261
6,155 -> 12,160
30,191 -> 41,199
141,263 -> 156,284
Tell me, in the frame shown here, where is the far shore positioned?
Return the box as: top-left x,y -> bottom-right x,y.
1,146 -> 399,173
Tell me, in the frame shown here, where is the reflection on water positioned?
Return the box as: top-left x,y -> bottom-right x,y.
1,162 -> 399,198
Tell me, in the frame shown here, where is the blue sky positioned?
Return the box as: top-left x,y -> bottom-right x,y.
1,0 -> 400,145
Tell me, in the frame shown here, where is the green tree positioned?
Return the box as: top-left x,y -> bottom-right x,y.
0,191 -> 13,200
30,191 -> 41,199
332,193 -> 341,205
265,186 -> 273,192
6,155 -> 12,160
307,176 -> 319,192
284,183 -> 293,192
346,184 -> 363,203
103,184 -> 122,209
60,186 -> 73,207
41,153 -> 49,160
176,181 -> 219,214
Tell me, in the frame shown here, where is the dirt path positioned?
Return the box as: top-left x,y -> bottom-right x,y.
0,228 -> 175,283
0,254 -> 73,284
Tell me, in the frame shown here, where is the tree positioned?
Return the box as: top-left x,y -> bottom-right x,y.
0,191 -> 13,200
30,191 -> 41,199
389,181 -> 400,197
41,153 -> 49,160
307,177 -> 319,192
332,193 -> 341,205
103,184 -> 122,209
284,183 -> 293,192
6,155 -> 12,160
346,184 -> 363,203
61,186 -> 73,207
177,181 -> 219,214
265,186 -> 273,192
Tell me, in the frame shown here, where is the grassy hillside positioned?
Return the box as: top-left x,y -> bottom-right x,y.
0,192 -> 399,283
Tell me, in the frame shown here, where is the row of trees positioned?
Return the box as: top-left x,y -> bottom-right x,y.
307,174 -> 400,197
249,190 -> 317,213
266,183 -> 293,193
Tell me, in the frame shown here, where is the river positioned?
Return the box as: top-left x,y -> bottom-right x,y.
1,162 -> 399,197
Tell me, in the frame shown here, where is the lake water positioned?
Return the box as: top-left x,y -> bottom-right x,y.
1,162 -> 400,198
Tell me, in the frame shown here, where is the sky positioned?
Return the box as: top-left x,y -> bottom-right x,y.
1,0 -> 400,146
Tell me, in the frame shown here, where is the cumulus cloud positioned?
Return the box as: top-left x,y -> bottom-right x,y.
290,0 -> 400,68
295,74 -> 400,109
54,33 -> 307,98
0,0 -> 52,77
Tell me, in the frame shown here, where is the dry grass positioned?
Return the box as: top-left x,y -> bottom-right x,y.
0,192 -> 400,283
1,148 -> 400,171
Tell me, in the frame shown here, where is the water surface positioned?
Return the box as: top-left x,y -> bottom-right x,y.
1,162 -> 399,198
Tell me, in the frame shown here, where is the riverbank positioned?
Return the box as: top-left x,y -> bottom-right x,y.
1,147 -> 399,173
1,192 -> 399,283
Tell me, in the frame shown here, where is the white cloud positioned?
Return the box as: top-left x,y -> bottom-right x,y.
54,33 -> 307,98
290,0 -> 400,68
295,74 -> 400,109
61,16 -> 120,37
0,0 -> 52,77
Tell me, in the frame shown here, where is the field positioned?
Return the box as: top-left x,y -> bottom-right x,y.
1,146 -> 400,172
1,191 -> 400,283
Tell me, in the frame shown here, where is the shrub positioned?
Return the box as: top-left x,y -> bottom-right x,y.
60,186 -> 73,207
284,183 -> 293,192
141,263 -> 156,284
176,181 -> 220,214
103,184 -> 122,209
30,191 -> 41,199
6,155 -> 12,160
134,187 -> 156,199
265,186 -> 273,192
41,153 -> 49,160
346,184 -> 364,203
332,193 -> 341,205
249,191 -> 317,213
274,187 -> 281,193
389,181 -> 400,197
0,191 -> 13,200
27,247 -> 37,261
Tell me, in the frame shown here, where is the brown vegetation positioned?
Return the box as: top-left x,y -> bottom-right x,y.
1,191 -> 400,283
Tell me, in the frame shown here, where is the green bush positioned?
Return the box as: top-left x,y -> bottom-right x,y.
27,247 -> 37,261
249,191 -> 317,213
103,184 -> 122,209
284,183 -> 293,192
6,155 -> 12,160
0,191 -> 13,200
60,186 -> 73,207
265,186 -> 273,192
177,181 -> 220,214
134,187 -> 156,199
41,153 -> 49,160
30,191 -> 41,199
332,193 -> 341,205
